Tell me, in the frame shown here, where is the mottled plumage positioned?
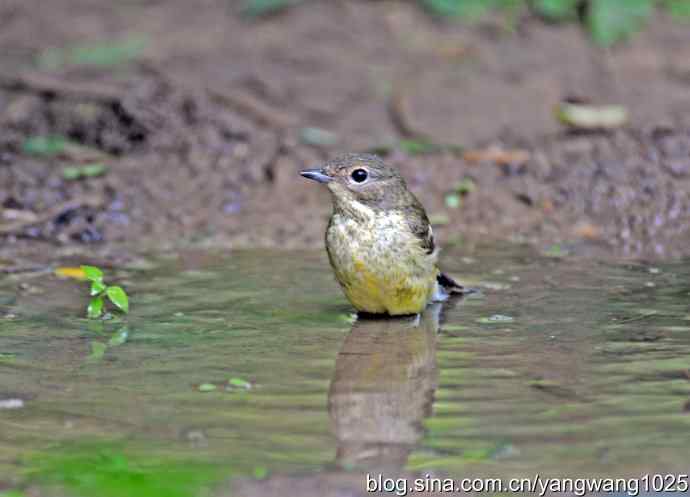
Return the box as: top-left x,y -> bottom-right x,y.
301,153 -> 462,315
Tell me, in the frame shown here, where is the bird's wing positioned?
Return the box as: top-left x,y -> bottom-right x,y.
437,272 -> 464,293
404,203 -> 435,255
403,199 -> 468,296
421,224 -> 435,255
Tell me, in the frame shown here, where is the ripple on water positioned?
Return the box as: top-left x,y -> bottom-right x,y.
0,246 -> 688,495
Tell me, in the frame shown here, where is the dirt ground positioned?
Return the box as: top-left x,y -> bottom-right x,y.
1,0 -> 690,260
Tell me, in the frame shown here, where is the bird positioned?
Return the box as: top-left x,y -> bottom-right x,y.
300,153 -> 463,316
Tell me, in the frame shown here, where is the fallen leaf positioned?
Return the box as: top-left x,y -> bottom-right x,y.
435,42 -> 472,60
556,101 -> 628,130
573,222 -> 602,240
54,266 -> 87,279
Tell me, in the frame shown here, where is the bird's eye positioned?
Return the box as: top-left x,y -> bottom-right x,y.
351,168 -> 368,183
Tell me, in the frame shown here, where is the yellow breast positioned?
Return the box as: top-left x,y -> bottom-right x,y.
326,210 -> 438,315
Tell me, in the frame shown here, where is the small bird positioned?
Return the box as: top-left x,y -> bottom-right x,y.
301,153 -> 463,316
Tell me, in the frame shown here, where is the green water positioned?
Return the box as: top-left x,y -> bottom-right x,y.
0,246 -> 689,496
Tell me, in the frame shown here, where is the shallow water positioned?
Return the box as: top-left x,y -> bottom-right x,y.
0,246 -> 689,496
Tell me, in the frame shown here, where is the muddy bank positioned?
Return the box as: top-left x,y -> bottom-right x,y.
1,0 -> 689,259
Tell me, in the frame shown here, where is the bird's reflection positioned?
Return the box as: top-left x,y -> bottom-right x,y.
232,303 -> 448,497
328,303 -> 442,472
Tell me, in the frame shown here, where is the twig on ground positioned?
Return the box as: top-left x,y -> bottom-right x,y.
0,72 -> 122,103
0,195 -> 105,235
208,86 -> 297,129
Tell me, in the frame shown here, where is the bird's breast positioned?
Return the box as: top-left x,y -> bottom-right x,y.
326,212 -> 437,315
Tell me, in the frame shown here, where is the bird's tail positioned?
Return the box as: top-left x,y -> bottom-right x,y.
432,272 -> 465,302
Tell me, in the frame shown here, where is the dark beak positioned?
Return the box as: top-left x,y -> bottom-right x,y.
300,168 -> 333,184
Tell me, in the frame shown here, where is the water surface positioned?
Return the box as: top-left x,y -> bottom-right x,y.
0,246 -> 689,496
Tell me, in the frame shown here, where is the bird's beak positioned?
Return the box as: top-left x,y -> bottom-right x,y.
300,168 -> 333,184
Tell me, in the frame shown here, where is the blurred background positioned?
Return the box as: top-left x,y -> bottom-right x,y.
1,0 -> 689,258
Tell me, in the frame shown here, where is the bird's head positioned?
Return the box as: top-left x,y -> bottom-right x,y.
300,153 -> 413,213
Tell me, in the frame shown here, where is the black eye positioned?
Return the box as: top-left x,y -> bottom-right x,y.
351,169 -> 368,183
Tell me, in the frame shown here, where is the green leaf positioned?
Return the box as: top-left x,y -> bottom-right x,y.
22,136 -> 69,156
587,0 -> 653,47
198,383 -> 217,392
87,296 -> 104,319
106,286 -> 129,314
531,0 -> 579,21
90,280 -> 106,296
81,265 -> 104,283
228,377 -> 252,390
62,163 -> 108,181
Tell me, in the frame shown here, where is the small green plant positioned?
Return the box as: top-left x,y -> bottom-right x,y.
241,0 -> 690,46
585,0 -> 653,47
422,0 -> 690,46
81,266 -> 129,319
